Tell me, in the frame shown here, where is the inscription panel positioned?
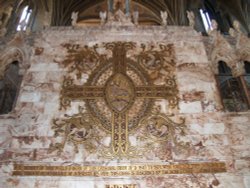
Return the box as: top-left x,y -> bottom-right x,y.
13,162 -> 226,177
105,185 -> 137,188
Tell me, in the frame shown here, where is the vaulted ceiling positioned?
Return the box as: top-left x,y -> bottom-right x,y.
0,0 -> 249,33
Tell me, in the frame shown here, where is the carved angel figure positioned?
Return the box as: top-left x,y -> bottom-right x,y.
211,19 -> 218,30
160,11 -> 168,26
99,11 -> 107,25
186,10 -> 195,27
71,11 -> 78,26
229,20 -> 250,63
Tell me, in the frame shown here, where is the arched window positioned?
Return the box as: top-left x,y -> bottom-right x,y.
16,5 -> 32,31
0,62 -> 22,115
216,61 -> 249,112
199,9 -> 213,32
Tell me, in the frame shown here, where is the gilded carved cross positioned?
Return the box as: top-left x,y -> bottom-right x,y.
60,42 -> 178,158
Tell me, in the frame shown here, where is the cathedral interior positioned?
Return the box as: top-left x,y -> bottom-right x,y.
0,0 -> 250,188
0,0 -> 249,33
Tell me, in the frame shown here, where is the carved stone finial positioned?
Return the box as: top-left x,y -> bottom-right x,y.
186,10 -> 195,28
133,11 -> 139,26
71,11 -> 78,26
211,19 -> 218,30
229,20 -> 250,64
160,11 -> 168,26
99,11 -> 107,25
233,20 -> 241,32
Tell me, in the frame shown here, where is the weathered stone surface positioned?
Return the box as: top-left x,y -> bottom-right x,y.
0,25 -> 249,188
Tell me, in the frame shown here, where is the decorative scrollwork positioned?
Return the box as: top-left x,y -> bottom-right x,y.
139,113 -> 186,143
136,106 -> 189,159
137,44 -> 175,81
104,42 -> 136,52
60,43 -> 108,79
49,107 -> 103,154
101,144 -> 141,160
59,76 -> 74,110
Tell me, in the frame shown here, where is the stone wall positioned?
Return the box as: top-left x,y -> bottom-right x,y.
0,26 -> 249,188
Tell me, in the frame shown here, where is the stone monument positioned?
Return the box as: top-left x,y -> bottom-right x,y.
0,1 -> 249,188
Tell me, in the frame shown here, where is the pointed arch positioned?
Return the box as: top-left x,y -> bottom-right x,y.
0,46 -> 29,79
0,46 -> 28,115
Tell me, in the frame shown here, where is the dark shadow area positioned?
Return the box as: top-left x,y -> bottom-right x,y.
0,61 -> 22,115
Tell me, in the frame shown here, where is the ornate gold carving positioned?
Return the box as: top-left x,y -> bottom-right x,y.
49,107 -> 103,154
61,43 -> 107,79
13,162 -> 227,177
105,73 -> 135,113
137,44 -> 175,79
139,113 -> 185,143
136,107 -> 189,159
53,42 -> 181,159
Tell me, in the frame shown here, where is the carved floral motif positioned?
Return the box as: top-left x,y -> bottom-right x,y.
60,43 -> 107,79
49,106 -> 103,154
137,106 -> 189,160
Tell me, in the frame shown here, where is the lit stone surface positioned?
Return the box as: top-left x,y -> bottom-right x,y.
179,101 -> 203,114
190,123 -> 225,134
0,25 -> 249,188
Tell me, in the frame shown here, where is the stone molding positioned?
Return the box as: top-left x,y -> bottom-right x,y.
207,20 -> 250,77
0,32 -> 30,79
